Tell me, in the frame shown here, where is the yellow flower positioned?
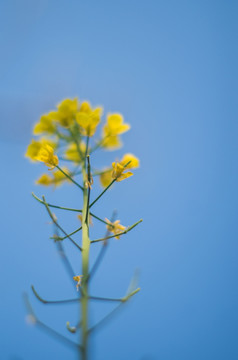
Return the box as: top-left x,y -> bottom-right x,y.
53,98 -> 79,127
25,138 -> 57,162
120,153 -> 140,169
35,144 -> 59,169
76,101 -> 102,136
103,113 -> 130,136
73,275 -> 83,290
35,174 -> 52,186
77,214 -> 93,226
111,162 -> 133,182
102,114 -> 130,150
36,167 -> 70,187
99,169 -> 113,188
65,142 -> 86,163
105,218 -> 126,239
33,113 -> 57,135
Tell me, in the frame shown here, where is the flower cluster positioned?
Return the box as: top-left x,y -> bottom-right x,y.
25,97 -> 139,188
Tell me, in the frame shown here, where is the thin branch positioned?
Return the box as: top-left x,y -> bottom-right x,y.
54,225 -> 76,288
85,155 -> 91,224
31,285 -> 135,305
89,211 -> 117,282
90,219 -> 143,244
32,192 -> 82,212
89,288 -> 140,333
41,196 -> 82,252
89,180 -> 116,208
23,293 -> 80,349
52,226 -> 82,242
32,193 -> 114,228
31,285 -> 80,305
56,165 -> 83,191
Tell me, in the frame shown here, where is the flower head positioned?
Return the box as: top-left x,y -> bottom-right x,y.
76,101 -> 102,136
111,162 -> 133,182
53,98 -> 79,127
102,113 -> 130,150
33,113 -> 57,135
105,218 -> 126,239
120,153 -> 140,169
103,114 -> 130,136
73,275 -> 83,290
25,138 -> 56,162
35,144 -> 59,170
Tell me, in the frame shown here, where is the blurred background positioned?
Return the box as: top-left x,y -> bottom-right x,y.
1,0 -> 238,359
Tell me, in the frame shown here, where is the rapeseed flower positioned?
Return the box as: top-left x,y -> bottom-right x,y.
53,98 -> 79,127
25,138 -> 57,162
76,101 -> 102,136
120,153 -> 140,169
33,113 -> 57,135
102,114 -> 130,150
105,218 -> 126,239
35,144 -> 59,169
111,162 -> 133,182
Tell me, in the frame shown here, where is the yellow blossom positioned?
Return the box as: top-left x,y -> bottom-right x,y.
77,214 -> 93,226
120,153 -> 140,169
36,167 -> 70,187
103,113 -> 130,136
111,162 -> 133,182
105,218 -> 126,239
99,169 -> 113,188
76,101 -> 102,137
35,174 -> 52,186
102,114 -> 130,150
73,275 -> 83,290
53,98 -> 79,127
35,144 -> 59,169
65,142 -> 86,163
33,113 -> 57,135
25,138 -> 57,162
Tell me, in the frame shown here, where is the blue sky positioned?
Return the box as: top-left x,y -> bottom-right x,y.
0,1 -> 238,359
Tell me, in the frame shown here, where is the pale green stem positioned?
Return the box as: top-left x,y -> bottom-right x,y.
81,164 -> 90,360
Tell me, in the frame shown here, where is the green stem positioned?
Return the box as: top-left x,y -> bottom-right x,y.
81,165 -> 90,360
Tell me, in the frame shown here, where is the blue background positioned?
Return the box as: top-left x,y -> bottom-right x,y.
0,1 -> 238,359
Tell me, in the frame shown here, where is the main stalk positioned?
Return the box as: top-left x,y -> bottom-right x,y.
80,164 -> 90,360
